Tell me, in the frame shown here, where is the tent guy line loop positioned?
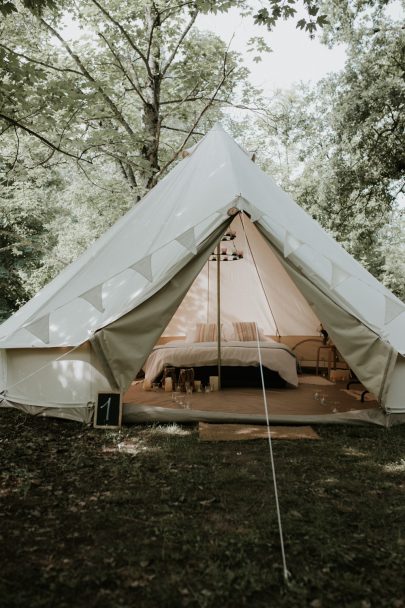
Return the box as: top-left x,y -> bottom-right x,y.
254,322 -> 290,583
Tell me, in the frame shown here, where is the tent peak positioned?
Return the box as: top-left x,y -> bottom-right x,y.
182,122 -> 226,157
210,122 -> 225,132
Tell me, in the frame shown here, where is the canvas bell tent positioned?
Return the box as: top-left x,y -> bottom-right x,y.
0,124 -> 404,425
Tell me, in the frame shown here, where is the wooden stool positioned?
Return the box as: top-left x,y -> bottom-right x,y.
316,345 -> 338,378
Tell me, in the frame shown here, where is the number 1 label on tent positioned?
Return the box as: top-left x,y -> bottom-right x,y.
94,392 -> 122,428
101,397 -> 111,422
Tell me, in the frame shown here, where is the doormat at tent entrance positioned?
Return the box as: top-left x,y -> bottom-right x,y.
198,422 -> 320,442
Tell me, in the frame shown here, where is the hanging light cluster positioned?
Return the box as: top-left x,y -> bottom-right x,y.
221,229 -> 236,241
209,229 -> 243,262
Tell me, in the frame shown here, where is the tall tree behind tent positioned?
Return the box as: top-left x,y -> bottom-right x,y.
0,0 -> 252,317
236,2 -> 405,299
0,0 -> 249,195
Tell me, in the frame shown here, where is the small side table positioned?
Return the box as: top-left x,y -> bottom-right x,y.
316,345 -> 338,378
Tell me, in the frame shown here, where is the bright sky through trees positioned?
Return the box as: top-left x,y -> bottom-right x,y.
197,9 -> 347,92
61,9 -> 347,93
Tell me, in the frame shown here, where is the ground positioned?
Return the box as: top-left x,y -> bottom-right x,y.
0,407 -> 404,608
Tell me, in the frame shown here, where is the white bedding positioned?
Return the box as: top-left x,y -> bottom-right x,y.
144,340 -> 298,386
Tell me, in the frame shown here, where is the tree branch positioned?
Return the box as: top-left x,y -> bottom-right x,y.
76,161 -> 124,194
6,126 -> 20,173
126,164 -> 138,190
159,1 -> 196,23
0,112 -> 91,163
156,54 -> 235,180
146,4 -> 162,65
24,105 -> 84,169
89,0 -> 153,80
160,125 -> 204,136
0,122 -> 14,137
40,18 -> 136,138
394,180 -> 405,197
97,32 -> 148,105
160,94 -> 267,116
0,240 -> 43,254
0,42 -> 83,76
160,82 -> 200,122
161,10 -> 198,77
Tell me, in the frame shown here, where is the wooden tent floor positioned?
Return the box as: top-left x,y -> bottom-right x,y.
123,376 -> 374,417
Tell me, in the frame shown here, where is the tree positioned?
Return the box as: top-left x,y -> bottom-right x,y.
0,0 -> 56,18
0,1 -> 253,196
1,0 -> 402,321
3,0 -> 397,179
378,209 -> 405,299
247,2 -> 405,296
0,154 -> 61,320
0,0 -> 254,318
300,21 -> 404,268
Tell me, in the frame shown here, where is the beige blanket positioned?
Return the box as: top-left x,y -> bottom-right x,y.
143,340 -> 298,386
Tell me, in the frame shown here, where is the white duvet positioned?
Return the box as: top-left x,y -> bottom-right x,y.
144,340 -> 298,386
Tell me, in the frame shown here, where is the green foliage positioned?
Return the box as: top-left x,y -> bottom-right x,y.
0,0 -> 403,322
0,0 -> 250,191
254,0 -> 329,37
300,22 -> 405,293
25,161 -> 135,294
248,7 -> 405,298
0,163 -> 60,321
0,0 -> 256,318
247,35 -> 273,62
0,0 -> 57,18
318,0 -> 396,45
378,210 -> 405,298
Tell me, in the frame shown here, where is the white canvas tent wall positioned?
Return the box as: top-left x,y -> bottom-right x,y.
163,214 -> 320,338
0,124 -> 404,424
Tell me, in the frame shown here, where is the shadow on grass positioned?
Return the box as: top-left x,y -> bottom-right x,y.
0,408 -> 404,608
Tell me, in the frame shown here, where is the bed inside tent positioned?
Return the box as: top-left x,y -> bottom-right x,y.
122,214 -> 377,425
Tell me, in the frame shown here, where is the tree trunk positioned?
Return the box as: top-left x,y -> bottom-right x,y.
137,3 -> 162,192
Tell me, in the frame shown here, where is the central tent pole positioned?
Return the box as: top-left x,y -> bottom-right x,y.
216,242 -> 221,390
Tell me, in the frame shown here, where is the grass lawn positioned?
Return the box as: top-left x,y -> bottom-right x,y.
0,407 -> 404,607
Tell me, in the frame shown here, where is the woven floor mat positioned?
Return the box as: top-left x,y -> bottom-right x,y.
198,422 -> 320,442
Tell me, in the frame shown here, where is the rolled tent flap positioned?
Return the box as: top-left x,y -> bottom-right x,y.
257,224 -> 398,407
90,219 -> 232,392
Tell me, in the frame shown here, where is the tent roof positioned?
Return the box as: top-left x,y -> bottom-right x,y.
0,123 -> 404,353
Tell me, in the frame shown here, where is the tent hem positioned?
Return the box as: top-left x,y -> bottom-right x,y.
2,400 -> 94,424
122,404 -> 404,427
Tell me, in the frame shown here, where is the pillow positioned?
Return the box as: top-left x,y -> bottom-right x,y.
193,323 -> 221,342
232,321 -> 261,342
